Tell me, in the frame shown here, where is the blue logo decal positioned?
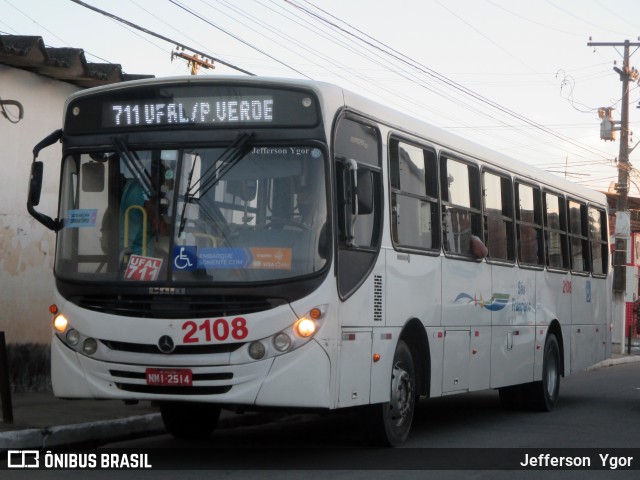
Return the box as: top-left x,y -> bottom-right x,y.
454,292 -> 510,311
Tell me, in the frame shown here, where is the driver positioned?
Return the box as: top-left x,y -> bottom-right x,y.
295,188 -> 316,228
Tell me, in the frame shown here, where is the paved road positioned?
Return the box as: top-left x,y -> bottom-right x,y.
105,362 -> 640,449
5,362 -> 640,479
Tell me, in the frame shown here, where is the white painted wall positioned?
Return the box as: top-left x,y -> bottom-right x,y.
0,64 -> 79,344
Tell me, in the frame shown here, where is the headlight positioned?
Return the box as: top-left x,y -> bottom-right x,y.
54,317 -> 99,357
83,338 -> 98,355
273,332 -> 292,352
248,341 -> 266,360
295,318 -> 316,337
233,305 -> 326,363
53,314 -> 68,333
66,329 -> 80,346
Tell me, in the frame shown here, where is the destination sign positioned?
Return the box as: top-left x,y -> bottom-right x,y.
104,96 -> 274,128
65,83 -> 320,134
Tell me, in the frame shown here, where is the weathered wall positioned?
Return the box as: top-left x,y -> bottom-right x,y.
0,64 -> 79,345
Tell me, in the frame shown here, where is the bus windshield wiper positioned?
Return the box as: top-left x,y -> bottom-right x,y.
178,132 -> 255,238
190,132 -> 255,199
113,136 -> 153,197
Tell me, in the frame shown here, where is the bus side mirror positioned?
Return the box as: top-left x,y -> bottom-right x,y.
347,159 -> 358,216
27,129 -> 63,231
28,161 -> 43,206
27,161 -> 59,231
357,169 -> 374,215
339,158 -> 373,246
343,159 -> 358,245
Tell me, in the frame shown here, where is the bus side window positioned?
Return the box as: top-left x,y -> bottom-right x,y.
389,138 -> 439,251
588,206 -> 608,276
568,200 -> 590,273
515,182 -> 543,266
440,156 -> 482,257
482,171 -> 514,262
543,192 -> 569,270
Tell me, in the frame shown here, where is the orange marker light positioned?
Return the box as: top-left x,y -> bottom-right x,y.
373,353 -> 381,362
309,307 -> 322,320
49,304 -> 58,315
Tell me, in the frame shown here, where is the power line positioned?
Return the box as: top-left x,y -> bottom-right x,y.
289,0 -> 613,162
545,0 -> 632,37
4,0 -> 70,46
484,0 -> 583,37
436,0 -> 543,77
167,0 -> 308,78
276,0 -> 613,170
69,0 -> 255,76
256,0 -> 520,132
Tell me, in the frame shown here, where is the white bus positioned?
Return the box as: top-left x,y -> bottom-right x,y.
28,76 -> 611,446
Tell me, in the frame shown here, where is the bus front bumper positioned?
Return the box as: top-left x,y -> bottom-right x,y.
51,335 -> 332,409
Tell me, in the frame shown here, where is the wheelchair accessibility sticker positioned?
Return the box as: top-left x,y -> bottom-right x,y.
172,246 -> 197,271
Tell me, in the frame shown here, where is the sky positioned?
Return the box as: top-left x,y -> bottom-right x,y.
3,0 -> 640,194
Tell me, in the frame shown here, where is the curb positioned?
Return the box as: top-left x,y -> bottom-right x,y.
587,354 -> 640,371
0,413 -> 164,452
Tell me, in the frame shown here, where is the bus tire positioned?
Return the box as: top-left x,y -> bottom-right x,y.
362,339 -> 416,447
527,333 -> 561,411
160,402 -> 221,439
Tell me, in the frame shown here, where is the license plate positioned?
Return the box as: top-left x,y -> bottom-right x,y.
145,368 -> 192,386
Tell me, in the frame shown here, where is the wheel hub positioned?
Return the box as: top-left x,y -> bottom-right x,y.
389,363 -> 414,425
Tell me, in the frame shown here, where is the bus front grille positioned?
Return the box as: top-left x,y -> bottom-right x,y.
70,294 -> 285,319
101,340 -> 244,355
114,384 -> 232,395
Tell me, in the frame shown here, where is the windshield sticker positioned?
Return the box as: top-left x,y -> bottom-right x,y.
65,209 -> 98,228
250,247 -> 292,270
172,246 -> 197,271
197,248 -> 251,269
195,247 -> 292,271
125,255 -> 163,281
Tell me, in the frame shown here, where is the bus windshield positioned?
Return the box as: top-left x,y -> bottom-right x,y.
55,143 -> 329,284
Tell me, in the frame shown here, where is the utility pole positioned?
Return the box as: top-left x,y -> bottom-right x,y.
588,38 -> 640,353
588,39 -> 640,210
171,47 -> 215,75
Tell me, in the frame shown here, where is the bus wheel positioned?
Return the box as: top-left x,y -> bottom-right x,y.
363,340 -> 415,446
160,402 -> 221,439
527,333 -> 561,411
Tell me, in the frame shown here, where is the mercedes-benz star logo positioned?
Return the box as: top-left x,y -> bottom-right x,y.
157,335 -> 175,354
